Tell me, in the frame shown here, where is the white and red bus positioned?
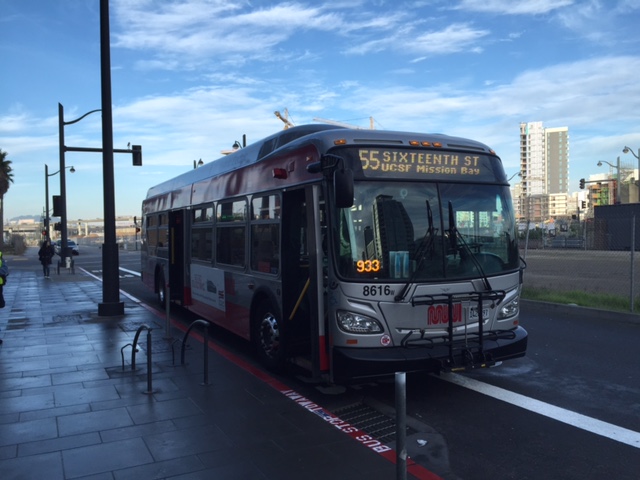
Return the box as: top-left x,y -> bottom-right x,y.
141,124 -> 527,383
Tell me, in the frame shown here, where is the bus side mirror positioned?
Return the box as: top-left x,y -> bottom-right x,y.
334,167 -> 354,208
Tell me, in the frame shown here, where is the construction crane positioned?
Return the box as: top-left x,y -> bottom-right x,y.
274,109 -> 294,129
313,116 -> 375,130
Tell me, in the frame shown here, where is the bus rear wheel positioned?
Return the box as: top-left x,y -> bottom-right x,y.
252,301 -> 285,371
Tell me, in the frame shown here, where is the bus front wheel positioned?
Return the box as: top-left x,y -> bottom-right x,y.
252,300 -> 285,371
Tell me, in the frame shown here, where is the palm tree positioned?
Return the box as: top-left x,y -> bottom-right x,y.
0,149 -> 14,248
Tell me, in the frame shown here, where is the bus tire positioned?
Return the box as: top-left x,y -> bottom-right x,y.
156,270 -> 166,307
252,300 -> 285,371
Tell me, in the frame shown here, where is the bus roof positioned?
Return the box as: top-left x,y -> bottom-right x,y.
144,124 -> 344,200
144,124 -> 497,202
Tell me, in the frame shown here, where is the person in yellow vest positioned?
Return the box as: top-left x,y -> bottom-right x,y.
0,251 -> 7,344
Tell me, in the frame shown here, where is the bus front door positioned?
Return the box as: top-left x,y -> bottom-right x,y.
282,186 -> 327,379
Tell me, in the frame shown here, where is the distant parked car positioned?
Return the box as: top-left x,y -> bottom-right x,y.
54,240 -> 79,255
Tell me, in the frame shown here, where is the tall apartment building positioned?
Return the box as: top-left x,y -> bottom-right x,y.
518,122 -> 569,222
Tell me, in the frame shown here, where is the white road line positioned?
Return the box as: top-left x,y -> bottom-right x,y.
441,373 -> 640,449
79,267 -> 143,303
119,267 -> 141,277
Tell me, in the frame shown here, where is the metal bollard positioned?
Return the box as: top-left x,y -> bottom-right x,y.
395,371 -> 407,480
202,325 -> 209,386
130,324 -> 154,394
180,319 -> 212,386
165,283 -> 171,339
145,328 -> 153,394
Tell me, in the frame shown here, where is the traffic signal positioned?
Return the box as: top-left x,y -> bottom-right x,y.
132,145 -> 142,166
52,195 -> 62,216
54,222 -> 61,231
579,178 -> 585,189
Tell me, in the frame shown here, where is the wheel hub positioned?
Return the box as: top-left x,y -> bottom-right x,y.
259,313 -> 280,358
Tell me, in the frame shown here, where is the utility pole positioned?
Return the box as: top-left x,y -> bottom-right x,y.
98,0 -> 124,316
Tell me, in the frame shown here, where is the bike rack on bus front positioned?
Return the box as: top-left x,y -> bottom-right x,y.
406,291 -> 507,371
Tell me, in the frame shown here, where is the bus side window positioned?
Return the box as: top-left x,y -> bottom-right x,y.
158,214 -> 168,247
251,224 -> 279,274
191,206 -> 213,262
251,195 -> 280,274
147,214 -> 159,254
216,200 -> 247,267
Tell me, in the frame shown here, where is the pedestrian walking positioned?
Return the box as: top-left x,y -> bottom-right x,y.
38,239 -> 55,278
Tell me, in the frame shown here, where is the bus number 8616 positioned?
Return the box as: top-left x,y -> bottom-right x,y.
363,285 -> 392,297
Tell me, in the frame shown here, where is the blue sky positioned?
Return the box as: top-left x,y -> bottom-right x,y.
2,0 -> 640,221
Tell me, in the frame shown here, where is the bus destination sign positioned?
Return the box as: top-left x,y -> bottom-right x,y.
356,148 -> 497,180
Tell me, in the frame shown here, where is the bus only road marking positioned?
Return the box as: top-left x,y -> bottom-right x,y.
441,373 -> 640,449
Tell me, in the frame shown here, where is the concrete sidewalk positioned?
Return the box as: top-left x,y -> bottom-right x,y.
0,254 -> 432,480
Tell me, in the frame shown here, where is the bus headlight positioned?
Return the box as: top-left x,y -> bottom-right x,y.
336,311 -> 383,334
498,296 -> 519,319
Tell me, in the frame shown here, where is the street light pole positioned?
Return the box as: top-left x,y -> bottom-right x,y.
58,103 -> 68,263
53,2 -> 137,316
59,103 -> 101,269
623,146 -> 640,202
99,0 -> 124,316
45,165 -> 50,236
597,157 -> 622,204
507,171 -> 522,183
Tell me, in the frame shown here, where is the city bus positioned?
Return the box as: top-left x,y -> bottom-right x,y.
141,124 -> 527,383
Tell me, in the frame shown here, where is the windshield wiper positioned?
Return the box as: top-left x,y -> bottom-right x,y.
395,200 -> 436,301
447,201 -> 492,291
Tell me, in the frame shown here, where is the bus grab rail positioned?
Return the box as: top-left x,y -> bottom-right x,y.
180,319 -> 211,386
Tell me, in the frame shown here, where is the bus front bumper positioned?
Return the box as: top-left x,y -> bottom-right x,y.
331,326 -> 528,384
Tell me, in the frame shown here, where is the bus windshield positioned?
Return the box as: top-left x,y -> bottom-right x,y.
334,181 -> 519,281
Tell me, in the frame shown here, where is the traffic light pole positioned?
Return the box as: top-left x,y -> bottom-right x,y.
98,0 -> 123,316
55,1 -> 141,316
58,103 -> 69,266
44,165 -> 50,237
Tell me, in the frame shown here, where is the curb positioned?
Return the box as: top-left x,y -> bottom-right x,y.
520,298 -> 640,325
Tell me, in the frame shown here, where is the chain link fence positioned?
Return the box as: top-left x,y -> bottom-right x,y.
521,204 -> 640,312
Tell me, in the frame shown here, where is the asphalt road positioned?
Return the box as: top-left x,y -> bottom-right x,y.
77,245 -> 640,480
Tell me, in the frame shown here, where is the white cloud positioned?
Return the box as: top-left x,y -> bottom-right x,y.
553,0 -> 619,44
345,22 -> 489,56
0,113 -> 31,134
112,0 -> 345,70
454,0 -> 575,15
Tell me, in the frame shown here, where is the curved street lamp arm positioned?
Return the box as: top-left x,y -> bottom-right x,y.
623,146 -> 639,160
64,109 -> 102,126
47,165 -> 75,177
598,160 -> 615,168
